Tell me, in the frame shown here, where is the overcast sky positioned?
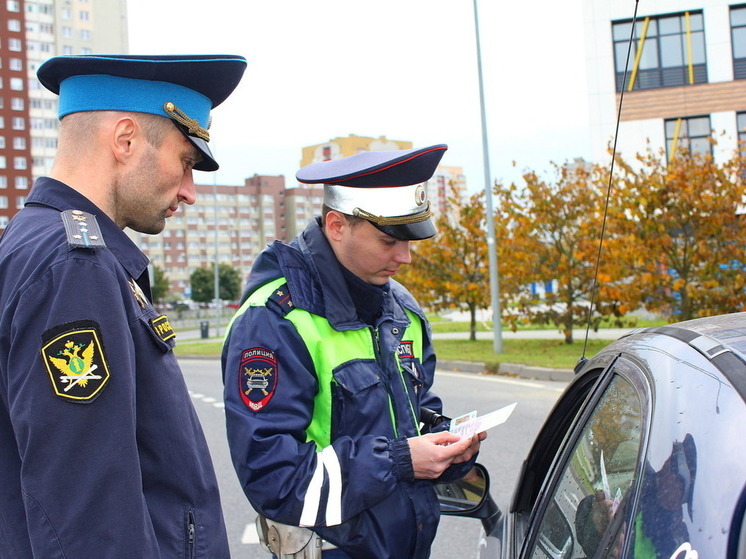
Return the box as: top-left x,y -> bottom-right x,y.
126,0 -> 595,191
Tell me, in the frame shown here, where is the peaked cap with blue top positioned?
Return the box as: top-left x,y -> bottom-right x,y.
296,144 -> 447,240
36,54 -> 247,171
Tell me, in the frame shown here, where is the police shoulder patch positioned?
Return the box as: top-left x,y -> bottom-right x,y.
238,347 -> 278,411
41,320 -> 111,403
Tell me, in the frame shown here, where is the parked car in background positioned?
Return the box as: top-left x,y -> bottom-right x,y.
440,312 -> 746,558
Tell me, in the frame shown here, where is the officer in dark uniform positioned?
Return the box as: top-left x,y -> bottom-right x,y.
0,54 -> 246,558
223,146 -> 485,558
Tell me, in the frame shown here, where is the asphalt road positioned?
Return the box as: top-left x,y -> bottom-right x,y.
179,358 -> 565,558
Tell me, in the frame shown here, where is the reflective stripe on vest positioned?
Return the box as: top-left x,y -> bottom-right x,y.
233,277 -> 424,449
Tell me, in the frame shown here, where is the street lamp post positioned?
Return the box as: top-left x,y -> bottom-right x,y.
472,0 -> 502,353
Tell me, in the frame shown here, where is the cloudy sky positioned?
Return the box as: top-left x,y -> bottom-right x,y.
126,0 -> 597,191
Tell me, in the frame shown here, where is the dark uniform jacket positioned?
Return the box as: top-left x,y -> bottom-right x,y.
0,178 -> 229,558
222,218 -> 472,559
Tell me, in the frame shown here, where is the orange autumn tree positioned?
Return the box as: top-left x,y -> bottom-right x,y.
610,146 -> 746,320
494,161 -> 621,344
398,184 -> 490,341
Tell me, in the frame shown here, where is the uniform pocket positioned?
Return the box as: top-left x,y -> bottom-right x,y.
331,359 -> 393,439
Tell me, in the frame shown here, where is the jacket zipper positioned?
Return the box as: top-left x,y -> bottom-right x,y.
187,509 -> 196,558
371,326 -> 400,437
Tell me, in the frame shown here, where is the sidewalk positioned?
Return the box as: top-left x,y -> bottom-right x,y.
177,325 -> 635,383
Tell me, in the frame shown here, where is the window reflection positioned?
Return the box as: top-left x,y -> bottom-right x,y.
529,375 -> 643,559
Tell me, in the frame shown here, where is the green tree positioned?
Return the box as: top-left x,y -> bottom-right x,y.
150,265 -> 171,303
397,185 -> 490,340
190,263 -> 243,303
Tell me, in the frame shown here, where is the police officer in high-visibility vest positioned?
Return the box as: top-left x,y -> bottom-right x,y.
0,54 -> 245,558
222,145 -> 485,559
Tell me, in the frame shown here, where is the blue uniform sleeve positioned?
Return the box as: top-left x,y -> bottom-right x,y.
223,305 -> 402,528
418,315 -> 480,483
7,255 -> 160,556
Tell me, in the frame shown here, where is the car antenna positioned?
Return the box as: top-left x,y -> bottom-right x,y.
580,0 -> 641,366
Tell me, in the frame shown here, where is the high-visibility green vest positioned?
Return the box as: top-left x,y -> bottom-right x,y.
231,277 -> 424,449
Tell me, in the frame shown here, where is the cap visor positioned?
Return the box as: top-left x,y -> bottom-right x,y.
373,218 -> 437,241
186,134 -> 218,172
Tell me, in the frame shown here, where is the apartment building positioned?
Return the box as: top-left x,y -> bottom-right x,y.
0,0 -> 33,228
584,0 -> 746,164
0,0 -> 128,230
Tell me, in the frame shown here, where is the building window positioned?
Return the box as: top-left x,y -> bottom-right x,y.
0,196 -> 8,209
613,11 -> 706,92
11,98 -> 24,111
6,0 -> 20,12
12,137 -> 25,149
16,196 -> 25,209
7,19 -> 21,32
15,176 -> 27,189
9,58 -> 22,71
665,115 -> 712,159
737,112 -> 746,156
0,137 -> 4,149
732,6 -> 746,79
8,37 -> 22,52
0,175 -> 7,188
11,117 -> 24,130
10,78 -> 23,91
13,156 -> 27,170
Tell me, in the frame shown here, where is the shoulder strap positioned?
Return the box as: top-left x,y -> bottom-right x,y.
61,209 -> 106,249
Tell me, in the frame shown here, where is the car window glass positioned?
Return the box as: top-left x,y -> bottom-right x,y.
528,374 -> 643,559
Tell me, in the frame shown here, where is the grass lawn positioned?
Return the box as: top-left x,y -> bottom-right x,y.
174,336 -> 614,370
432,338 -> 613,370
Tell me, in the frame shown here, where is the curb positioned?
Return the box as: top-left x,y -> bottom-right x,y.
439,360 -> 573,383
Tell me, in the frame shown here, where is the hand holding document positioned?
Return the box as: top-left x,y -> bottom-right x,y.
449,402 -> 518,439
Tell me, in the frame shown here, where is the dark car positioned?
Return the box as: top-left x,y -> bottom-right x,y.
440,312 -> 746,558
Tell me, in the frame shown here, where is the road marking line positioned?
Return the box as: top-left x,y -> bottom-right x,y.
436,370 -> 564,391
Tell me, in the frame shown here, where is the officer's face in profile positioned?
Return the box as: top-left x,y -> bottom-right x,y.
327,212 -> 413,285
115,122 -> 200,234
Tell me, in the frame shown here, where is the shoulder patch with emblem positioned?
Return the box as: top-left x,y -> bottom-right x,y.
61,209 -> 106,250
41,320 -> 111,403
238,347 -> 278,411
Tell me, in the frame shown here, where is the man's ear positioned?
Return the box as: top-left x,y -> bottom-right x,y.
110,116 -> 139,164
324,210 -> 347,243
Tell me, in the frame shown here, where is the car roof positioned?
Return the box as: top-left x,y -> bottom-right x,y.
625,312 -> 746,402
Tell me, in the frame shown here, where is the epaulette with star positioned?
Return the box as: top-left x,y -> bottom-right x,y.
61,209 -> 106,250
267,283 -> 295,316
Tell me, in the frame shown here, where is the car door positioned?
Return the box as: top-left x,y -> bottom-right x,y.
514,355 -> 650,559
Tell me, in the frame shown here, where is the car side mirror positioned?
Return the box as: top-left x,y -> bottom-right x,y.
436,463 -> 491,515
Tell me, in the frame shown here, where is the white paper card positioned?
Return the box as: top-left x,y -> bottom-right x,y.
449,402 -> 517,438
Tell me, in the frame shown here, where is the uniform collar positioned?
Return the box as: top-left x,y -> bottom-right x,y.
26,177 -> 150,280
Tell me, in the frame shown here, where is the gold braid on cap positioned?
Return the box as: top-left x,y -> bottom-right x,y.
163,102 -> 210,142
353,202 -> 432,226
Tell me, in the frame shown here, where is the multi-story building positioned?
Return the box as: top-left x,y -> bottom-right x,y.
0,0 -> 33,229
138,174 -> 291,298
0,0 -> 128,231
584,0 -> 746,164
